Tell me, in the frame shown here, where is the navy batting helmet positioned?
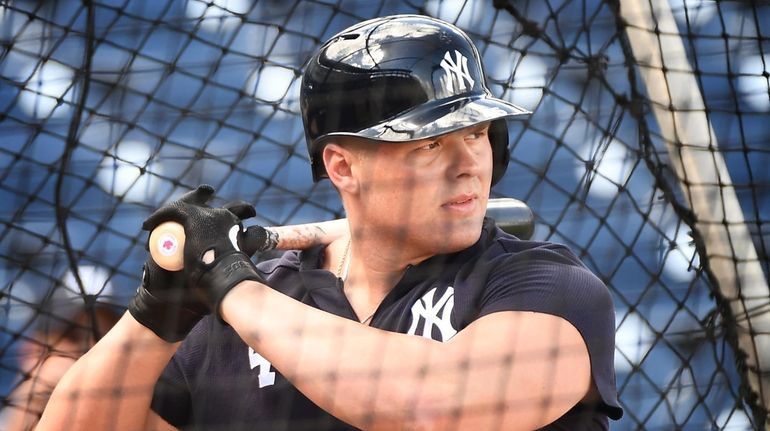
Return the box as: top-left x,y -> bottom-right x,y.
300,14 -> 530,184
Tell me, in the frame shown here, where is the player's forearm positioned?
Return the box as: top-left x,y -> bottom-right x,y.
267,218 -> 348,250
224,281 -> 570,430
37,312 -> 179,431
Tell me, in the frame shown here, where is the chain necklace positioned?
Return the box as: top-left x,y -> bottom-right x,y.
336,238 -> 351,281
336,238 -> 375,325
361,313 -> 375,325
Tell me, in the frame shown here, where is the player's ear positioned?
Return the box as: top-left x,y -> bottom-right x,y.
323,142 -> 359,194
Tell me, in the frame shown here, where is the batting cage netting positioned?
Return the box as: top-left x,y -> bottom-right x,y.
0,0 -> 768,429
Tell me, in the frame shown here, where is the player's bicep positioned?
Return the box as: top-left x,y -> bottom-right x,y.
446,310 -> 591,429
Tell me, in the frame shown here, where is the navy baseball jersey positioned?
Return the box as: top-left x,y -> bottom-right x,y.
151,218 -> 623,430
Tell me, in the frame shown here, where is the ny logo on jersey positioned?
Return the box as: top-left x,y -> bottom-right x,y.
407,286 -> 458,342
439,50 -> 474,94
248,347 -> 276,388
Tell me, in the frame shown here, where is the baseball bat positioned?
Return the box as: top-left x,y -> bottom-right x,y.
149,198 -> 533,271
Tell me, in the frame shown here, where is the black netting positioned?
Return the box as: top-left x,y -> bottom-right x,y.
1,0 -> 768,429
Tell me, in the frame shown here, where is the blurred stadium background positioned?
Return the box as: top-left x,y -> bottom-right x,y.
0,0 -> 768,429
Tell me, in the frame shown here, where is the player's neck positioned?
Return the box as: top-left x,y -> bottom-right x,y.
344,239 -> 416,323
322,234 -> 398,322
327,236 -> 427,289
349,234 -> 433,287
346,251 -> 401,296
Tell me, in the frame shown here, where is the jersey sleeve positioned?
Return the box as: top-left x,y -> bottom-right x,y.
478,242 -> 623,420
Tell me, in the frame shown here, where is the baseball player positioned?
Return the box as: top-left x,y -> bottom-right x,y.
39,14 -> 622,430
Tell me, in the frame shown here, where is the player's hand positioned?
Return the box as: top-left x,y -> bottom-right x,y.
141,185 -> 266,319
128,257 -> 206,342
128,186 -> 229,342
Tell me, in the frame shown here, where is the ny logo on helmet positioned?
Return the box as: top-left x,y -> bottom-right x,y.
439,50 -> 475,94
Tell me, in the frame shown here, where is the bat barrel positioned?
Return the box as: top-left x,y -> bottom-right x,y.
486,198 -> 534,240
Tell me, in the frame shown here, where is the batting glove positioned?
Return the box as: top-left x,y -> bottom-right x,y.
140,185 -> 266,320
129,257 -> 206,343
128,186 -> 222,342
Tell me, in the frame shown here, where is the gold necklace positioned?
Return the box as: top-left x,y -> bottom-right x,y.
336,239 -> 374,325
361,313 -> 375,325
336,238 -> 351,281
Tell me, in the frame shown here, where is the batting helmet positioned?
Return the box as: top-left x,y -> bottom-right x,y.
300,14 -> 530,185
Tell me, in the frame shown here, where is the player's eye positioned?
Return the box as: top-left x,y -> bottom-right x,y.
418,141 -> 441,151
466,128 -> 489,140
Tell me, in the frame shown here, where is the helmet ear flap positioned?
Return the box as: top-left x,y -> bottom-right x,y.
310,140 -> 328,182
489,119 -> 510,186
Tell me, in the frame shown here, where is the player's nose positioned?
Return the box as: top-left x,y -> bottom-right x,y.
445,135 -> 484,179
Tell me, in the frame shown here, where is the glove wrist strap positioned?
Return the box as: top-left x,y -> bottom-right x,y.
128,286 -> 205,343
197,252 -> 265,322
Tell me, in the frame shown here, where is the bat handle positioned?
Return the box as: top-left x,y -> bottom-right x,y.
149,222 -> 268,271
148,221 -> 186,271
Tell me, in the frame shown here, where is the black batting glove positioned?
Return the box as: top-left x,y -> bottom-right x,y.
128,258 -> 207,342
141,185 -> 266,320
128,187 -> 230,342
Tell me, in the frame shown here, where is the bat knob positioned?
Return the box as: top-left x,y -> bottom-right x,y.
149,221 -> 185,271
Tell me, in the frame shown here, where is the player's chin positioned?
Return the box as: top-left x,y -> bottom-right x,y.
430,216 -> 485,253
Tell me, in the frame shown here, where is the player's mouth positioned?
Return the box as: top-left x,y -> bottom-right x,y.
442,194 -> 478,214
